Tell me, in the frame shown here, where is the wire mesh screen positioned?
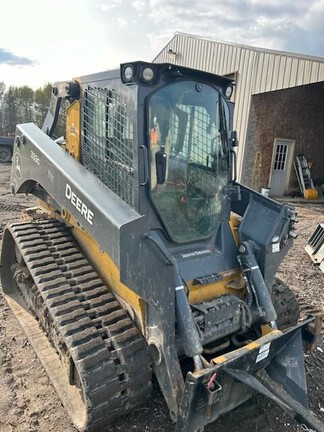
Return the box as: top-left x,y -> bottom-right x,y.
83,87 -> 135,207
170,105 -> 219,166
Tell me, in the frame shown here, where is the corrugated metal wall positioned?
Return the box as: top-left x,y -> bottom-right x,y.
253,52 -> 324,93
154,33 -> 324,179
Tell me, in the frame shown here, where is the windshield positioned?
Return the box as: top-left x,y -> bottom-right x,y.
149,81 -> 230,243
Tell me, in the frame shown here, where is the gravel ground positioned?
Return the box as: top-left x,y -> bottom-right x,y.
0,163 -> 323,432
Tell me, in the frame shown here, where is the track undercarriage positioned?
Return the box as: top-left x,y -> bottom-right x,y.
1,218 -> 152,431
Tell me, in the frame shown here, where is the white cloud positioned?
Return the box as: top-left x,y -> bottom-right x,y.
116,17 -> 128,27
97,4 -> 117,11
0,0 -> 323,88
140,0 -> 324,57
96,0 -> 122,10
132,1 -> 146,11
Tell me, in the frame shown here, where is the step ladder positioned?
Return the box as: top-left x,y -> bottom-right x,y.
293,153 -> 318,199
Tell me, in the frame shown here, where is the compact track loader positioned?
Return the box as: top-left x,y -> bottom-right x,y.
1,62 -> 323,432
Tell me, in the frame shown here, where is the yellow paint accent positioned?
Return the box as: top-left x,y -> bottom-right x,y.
67,219 -> 146,333
266,329 -> 282,336
213,355 -> 227,364
65,100 -> 81,160
229,213 -> 240,246
31,203 -> 146,332
36,200 -> 57,217
212,329 -> 283,364
187,215 -> 244,304
245,341 -> 260,350
187,270 -> 245,304
261,324 -> 273,336
252,151 -> 262,190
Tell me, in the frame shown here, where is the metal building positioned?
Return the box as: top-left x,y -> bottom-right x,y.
154,32 -> 324,196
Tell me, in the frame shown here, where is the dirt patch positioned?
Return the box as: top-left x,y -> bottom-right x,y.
0,163 -> 323,432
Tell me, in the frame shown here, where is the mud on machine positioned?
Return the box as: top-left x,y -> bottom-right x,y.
1,61 -> 323,431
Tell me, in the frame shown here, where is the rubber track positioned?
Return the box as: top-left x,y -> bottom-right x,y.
6,219 -> 152,431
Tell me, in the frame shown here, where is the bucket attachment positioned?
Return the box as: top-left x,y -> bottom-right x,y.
305,223 -> 324,273
174,317 -> 324,432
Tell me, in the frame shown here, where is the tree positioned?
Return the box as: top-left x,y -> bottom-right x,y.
3,86 -> 19,135
18,86 -> 35,123
0,81 -> 73,140
34,83 -> 52,127
0,82 -> 54,135
0,81 -> 6,135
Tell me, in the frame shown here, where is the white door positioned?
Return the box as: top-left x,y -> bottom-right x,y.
269,139 -> 294,196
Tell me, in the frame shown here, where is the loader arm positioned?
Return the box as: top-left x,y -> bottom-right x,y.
2,60 -> 323,432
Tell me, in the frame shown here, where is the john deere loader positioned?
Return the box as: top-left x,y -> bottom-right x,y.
1,61 -> 323,432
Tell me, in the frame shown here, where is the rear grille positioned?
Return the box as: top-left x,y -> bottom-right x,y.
83,87 -> 135,207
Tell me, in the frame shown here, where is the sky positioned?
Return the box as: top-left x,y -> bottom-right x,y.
1,0 -> 324,89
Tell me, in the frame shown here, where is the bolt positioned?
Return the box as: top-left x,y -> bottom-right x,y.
238,244 -> 246,254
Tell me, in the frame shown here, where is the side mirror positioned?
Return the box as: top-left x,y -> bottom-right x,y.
155,150 -> 167,184
230,130 -> 238,147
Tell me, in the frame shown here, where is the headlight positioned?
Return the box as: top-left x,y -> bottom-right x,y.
225,85 -> 233,99
124,65 -> 134,81
120,62 -> 157,85
142,67 -> 154,82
